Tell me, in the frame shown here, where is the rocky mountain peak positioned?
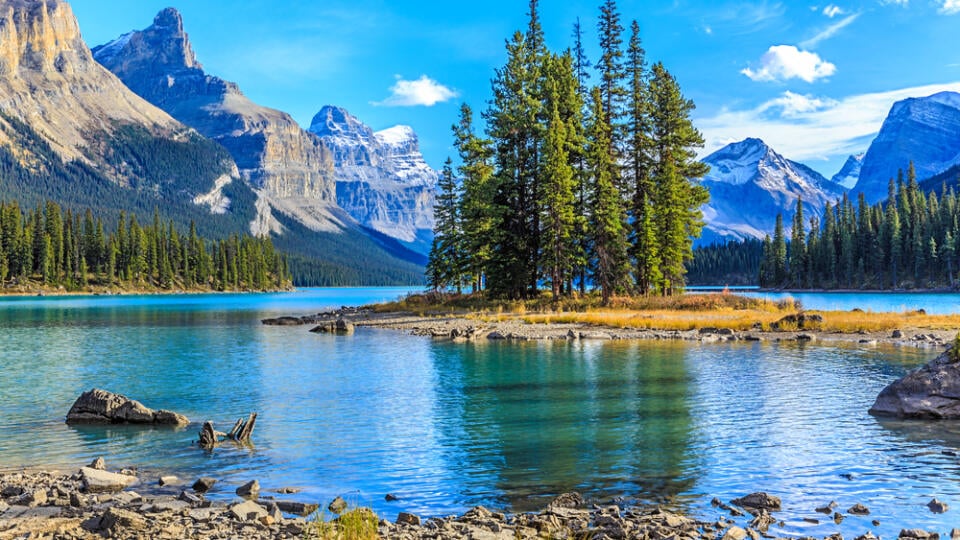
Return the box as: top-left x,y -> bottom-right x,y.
309,106 -> 375,145
854,91 -> 960,203
830,153 -> 864,189
698,138 -> 844,244
92,7 -> 199,77
0,0 -> 89,75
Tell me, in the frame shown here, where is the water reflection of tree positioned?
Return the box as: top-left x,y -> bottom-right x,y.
434,340 -> 698,512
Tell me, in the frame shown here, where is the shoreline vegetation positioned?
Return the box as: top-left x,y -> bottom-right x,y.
343,292 -> 960,347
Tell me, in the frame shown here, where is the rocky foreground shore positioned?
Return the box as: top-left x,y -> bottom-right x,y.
263,308 -> 955,349
1,465 -> 954,540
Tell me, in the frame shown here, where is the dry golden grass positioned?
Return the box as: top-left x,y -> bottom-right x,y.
371,292 -> 960,334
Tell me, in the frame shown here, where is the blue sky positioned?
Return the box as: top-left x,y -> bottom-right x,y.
69,0 -> 960,179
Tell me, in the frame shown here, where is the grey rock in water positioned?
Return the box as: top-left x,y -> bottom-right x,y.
328,496 -> 347,514
928,498 -> 949,513
236,480 -> 260,498
89,457 -> 106,470
730,492 -> 781,512
899,529 -> 941,539
870,350 -> 960,418
848,503 -> 871,515
66,389 -> 188,426
397,512 -> 421,526
192,477 -> 216,493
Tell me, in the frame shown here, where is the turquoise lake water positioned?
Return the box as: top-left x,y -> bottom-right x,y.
2,288 -> 960,536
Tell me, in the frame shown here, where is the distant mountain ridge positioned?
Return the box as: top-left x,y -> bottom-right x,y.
310,106 -> 436,253
93,8 -> 436,254
699,138 -> 845,244
853,91 -> 960,203
0,0 -> 425,285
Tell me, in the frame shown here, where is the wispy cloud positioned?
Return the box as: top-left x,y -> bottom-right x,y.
698,82 -> 960,163
372,75 -> 458,107
800,12 -> 860,48
742,45 -> 837,83
691,1 -> 787,35
823,4 -> 845,17
941,0 -> 960,14
880,0 -> 909,6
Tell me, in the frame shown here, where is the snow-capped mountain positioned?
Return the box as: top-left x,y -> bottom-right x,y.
854,91 -> 960,203
310,106 -> 437,253
830,154 -> 864,189
699,138 -> 845,244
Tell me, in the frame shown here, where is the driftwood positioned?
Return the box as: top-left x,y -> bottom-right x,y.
198,413 -> 258,449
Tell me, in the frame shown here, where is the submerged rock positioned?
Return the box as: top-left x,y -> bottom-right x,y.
66,389 -> 188,426
870,349 -> 960,418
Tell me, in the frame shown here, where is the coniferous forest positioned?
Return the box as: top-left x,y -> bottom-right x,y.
0,201 -> 291,292
758,166 -> 960,290
427,0 -> 708,302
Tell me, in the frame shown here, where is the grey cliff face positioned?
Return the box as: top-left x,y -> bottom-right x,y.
699,138 -> 844,244
310,106 -> 437,250
93,8 -> 336,205
854,92 -> 960,203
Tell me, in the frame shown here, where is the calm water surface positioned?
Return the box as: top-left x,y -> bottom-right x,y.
3,288 -> 960,536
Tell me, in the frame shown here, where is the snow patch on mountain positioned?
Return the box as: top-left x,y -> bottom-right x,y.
830,154 -> 864,189
699,138 -> 845,244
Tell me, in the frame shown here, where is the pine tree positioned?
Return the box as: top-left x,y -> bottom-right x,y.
485,30 -> 543,299
571,16 -> 592,295
427,159 -> 464,292
647,63 -> 709,294
790,197 -> 806,287
772,214 -> 787,286
453,105 -> 496,292
596,0 -> 627,143
540,104 -> 577,300
624,20 -> 659,294
586,86 -> 629,304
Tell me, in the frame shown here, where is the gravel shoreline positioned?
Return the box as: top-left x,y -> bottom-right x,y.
264,308 -> 955,350
2,465 -> 954,540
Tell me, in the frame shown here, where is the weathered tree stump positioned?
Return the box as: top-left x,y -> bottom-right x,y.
197,413 -> 257,449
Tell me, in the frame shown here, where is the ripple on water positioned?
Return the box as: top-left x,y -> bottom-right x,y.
0,291 -> 957,537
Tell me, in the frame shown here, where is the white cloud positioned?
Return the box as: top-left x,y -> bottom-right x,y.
941,0 -> 960,14
697,81 -> 960,163
373,75 -> 458,107
823,4 -> 845,17
880,0 -> 908,5
741,45 -> 837,82
800,13 -> 860,48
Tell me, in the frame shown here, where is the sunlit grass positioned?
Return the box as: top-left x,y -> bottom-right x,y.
305,507 -> 379,540
371,291 -> 960,334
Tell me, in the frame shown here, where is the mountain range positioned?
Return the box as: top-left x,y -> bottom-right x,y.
0,0 -> 436,285
699,91 -> 960,244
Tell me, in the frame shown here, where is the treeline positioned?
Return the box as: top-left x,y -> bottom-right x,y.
686,239 -> 763,286
427,0 -> 708,302
760,164 -> 960,289
0,201 -> 291,292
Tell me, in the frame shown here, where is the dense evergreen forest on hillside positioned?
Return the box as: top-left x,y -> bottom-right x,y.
686,239 -> 763,286
0,114 -> 427,287
760,165 -> 960,289
0,201 -> 290,292
428,0 -> 708,302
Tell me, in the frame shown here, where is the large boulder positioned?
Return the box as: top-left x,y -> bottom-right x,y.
66,389 -> 189,426
870,350 -> 960,418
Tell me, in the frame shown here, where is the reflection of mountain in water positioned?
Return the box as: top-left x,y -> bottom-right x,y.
435,340 -> 699,511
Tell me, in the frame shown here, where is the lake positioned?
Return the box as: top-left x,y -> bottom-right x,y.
1,288 -> 959,537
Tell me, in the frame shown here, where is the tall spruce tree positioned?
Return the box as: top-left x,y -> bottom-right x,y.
540,104 -> 577,300
485,30 -> 543,299
427,159 -> 463,292
453,104 -> 496,292
571,17 -> 592,295
586,87 -> 630,304
790,197 -> 806,287
624,20 -> 659,294
647,62 -> 709,294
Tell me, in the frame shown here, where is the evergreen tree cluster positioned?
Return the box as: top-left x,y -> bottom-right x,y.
428,0 -> 709,302
0,201 -> 290,292
686,239 -> 763,286
760,164 -> 960,289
